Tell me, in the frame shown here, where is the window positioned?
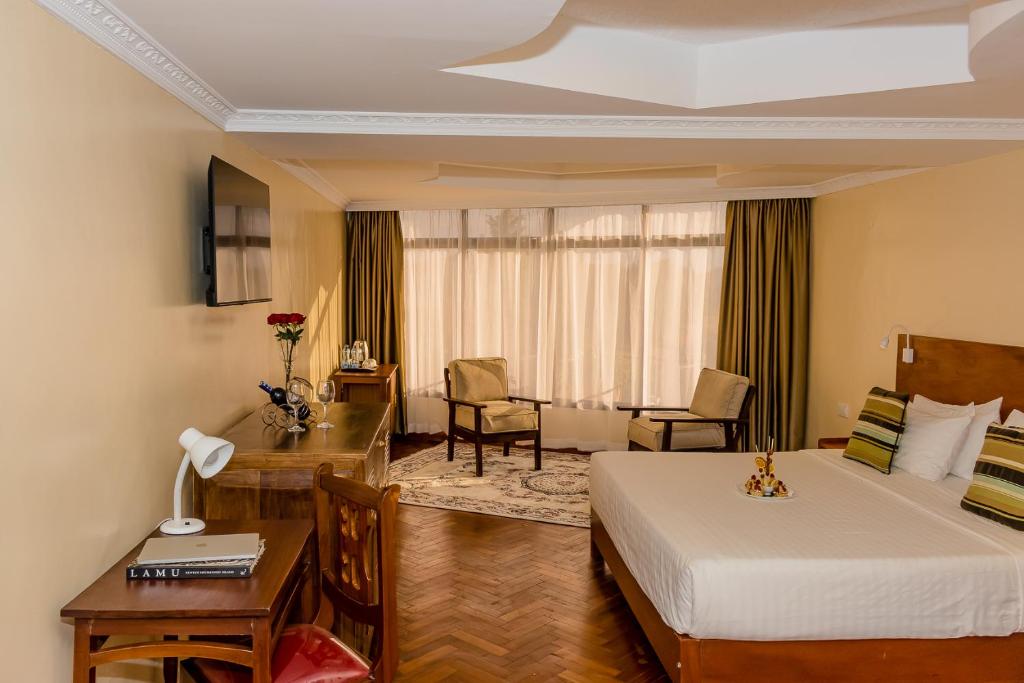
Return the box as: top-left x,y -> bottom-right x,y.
402,203 -> 725,446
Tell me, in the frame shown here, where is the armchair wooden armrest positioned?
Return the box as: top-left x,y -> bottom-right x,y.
442,397 -> 487,409
647,416 -> 746,425
508,395 -> 552,408
616,405 -> 691,419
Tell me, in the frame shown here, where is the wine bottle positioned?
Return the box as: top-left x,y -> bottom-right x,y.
258,381 -> 311,419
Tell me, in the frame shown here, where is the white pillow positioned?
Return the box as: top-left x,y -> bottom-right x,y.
1007,409 -> 1024,428
911,395 -> 973,463
893,403 -> 972,481
948,397 -> 1003,479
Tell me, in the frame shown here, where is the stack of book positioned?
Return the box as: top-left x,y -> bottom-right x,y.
126,533 -> 265,580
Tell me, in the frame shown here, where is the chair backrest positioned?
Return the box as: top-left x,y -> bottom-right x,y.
314,463 -> 400,683
690,368 -> 751,419
445,357 -> 509,403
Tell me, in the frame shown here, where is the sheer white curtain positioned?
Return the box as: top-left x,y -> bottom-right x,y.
401,209 -> 461,430
401,202 -> 725,449
641,202 -> 724,407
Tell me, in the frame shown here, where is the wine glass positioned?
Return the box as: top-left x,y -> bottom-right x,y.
286,379 -> 306,433
316,379 -> 335,429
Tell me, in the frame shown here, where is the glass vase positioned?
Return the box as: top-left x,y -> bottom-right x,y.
279,339 -> 296,384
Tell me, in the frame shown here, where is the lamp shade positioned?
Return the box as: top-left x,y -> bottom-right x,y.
178,427 -> 234,479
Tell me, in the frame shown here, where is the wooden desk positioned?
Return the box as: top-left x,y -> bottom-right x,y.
331,364 -> 398,434
195,402 -> 391,522
61,519 -> 314,683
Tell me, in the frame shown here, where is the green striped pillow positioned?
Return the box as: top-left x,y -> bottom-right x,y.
961,424 -> 1024,530
843,387 -> 909,474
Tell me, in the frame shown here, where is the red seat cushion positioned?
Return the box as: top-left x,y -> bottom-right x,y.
187,625 -> 371,683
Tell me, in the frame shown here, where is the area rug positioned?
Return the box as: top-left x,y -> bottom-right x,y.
388,442 -> 591,527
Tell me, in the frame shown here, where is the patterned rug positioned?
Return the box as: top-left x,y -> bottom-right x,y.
388,442 -> 591,527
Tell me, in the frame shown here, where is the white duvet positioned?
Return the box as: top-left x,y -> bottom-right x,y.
590,449 -> 1024,640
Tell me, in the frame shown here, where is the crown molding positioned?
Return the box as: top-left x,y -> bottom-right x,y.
35,0 -> 235,127
274,160 -> 350,208
343,167 -> 930,211
811,168 -> 928,196
229,110 -> 1024,140
345,185 -> 818,212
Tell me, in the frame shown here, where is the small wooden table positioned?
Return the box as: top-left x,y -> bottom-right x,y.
61,519 -> 314,683
195,402 -> 391,521
331,364 -> 398,434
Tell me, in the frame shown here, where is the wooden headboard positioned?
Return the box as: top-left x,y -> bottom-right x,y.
894,335 -> 1024,420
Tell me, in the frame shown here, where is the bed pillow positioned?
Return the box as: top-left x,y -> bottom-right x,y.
843,387 -> 910,474
893,404 -> 972,481
944,397 -> 1003,480
961,423 -> 1024,530
1006,409 -> 1024,428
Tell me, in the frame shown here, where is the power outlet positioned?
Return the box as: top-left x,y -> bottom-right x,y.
837,402 -> 850,419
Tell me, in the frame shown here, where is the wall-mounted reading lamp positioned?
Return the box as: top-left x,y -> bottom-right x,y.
880,324 -> 914,364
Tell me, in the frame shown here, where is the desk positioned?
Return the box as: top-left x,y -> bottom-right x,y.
61,519 -> 314,683
195,402 -> 391,521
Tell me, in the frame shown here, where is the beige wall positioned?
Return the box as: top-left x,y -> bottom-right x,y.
0,3 -> 344,681
807,147 -> 1024,446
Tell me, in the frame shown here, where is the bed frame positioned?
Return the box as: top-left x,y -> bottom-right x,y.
592,334 -> 1024,683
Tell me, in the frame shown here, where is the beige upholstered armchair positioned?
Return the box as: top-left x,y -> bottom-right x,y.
443,357 -> 551,476
618,368 -> 755,452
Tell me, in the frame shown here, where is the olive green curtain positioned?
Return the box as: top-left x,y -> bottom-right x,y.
717,198 -> 810,451
346,210 -> 407,434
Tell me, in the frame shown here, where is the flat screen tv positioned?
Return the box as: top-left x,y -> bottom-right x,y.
204,156 -> 272,306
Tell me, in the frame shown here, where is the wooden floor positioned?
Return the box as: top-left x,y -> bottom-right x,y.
390,434 -> 669,682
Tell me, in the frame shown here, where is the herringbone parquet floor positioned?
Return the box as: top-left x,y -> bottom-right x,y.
393,503 -> 670,682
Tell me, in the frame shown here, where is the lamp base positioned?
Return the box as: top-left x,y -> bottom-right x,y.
159,518 -> 206,535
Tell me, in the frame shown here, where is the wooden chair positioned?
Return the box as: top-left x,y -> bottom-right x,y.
443,357 -> 551,477
184,463 -> 400,683
618,368 -> 755,452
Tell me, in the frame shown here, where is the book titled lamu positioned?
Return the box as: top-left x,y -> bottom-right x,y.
126,534 -> 266,580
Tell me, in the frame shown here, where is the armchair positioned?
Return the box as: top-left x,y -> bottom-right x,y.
618,368 -> 755,452
443,357 -> 551,476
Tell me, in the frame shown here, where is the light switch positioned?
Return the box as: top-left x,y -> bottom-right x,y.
838,403 -> 850,419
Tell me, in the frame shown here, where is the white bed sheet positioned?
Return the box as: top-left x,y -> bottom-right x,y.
590,449 -> 1024,640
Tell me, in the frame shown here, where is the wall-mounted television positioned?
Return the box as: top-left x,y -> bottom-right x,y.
204,156 -> 272,306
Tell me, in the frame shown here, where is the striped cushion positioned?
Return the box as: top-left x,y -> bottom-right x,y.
843,387 -> 909,474
961,424 -> 1024,530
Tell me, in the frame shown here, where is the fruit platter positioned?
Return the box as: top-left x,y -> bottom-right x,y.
739,437 -> 794,500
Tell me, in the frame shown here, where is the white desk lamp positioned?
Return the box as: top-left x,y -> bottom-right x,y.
160,427 -> 234,535
880,324 -> 915,364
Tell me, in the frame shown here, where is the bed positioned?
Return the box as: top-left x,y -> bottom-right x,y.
590,335 -> 1024,682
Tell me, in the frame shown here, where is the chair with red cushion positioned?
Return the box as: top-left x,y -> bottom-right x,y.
184,464 -> 400,683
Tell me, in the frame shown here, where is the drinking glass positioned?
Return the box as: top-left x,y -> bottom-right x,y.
317,379 -> 335,429
352,341 -> 367,365
286,379 -> 306,433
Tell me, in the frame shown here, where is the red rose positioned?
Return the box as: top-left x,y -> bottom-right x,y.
267,313 -> 282,325
288,313 -> 306,325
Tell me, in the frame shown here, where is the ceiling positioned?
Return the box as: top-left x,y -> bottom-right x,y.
40,0 -> 1024,208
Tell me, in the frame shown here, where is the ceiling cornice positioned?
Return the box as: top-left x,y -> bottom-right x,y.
274,160 -> 350,208
229,110 -> 1024,140
343,167 -> 930,211
36,0 -> 235,127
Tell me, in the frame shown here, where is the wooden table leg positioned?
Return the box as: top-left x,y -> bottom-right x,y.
72,621 -> 95,683
163,634 -> 178,683
251,618 -> 272,683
